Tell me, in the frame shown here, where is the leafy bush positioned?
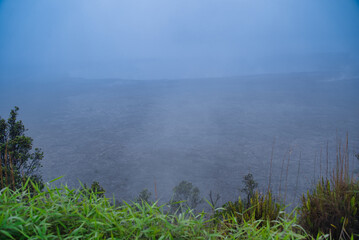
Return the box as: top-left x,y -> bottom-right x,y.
240,173 -> 258,206
170,180 -> 203,213
82,181 -> 106,198
0,107 -> 44,190
136,188 -> 152,204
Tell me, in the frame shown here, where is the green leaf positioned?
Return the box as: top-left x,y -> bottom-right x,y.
0,230 -> 15,239
49,176 -> 64,183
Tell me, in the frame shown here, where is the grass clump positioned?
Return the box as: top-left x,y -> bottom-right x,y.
299,178 -> 359,239
216,190 -> 284,230
220,211 -> 310,240
299,139 -> 359,240
216,172 -> 283,226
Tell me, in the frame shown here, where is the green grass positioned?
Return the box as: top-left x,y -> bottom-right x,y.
0,178 -> 316,240
218,212 -> 311,240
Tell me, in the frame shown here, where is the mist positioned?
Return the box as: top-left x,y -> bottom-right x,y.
1,1 -> 359,205
1,0 -> 359,79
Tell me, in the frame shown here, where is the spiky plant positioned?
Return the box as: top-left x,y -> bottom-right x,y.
299,137 -> 359,239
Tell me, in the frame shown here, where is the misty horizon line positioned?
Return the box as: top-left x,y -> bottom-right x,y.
2,69 -> 359,83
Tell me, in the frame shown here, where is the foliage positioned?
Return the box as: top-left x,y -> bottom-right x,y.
217,173 -> 284,223
170,180 -> 203,213
215,172 -> 280,225
240,173 -> 258,206
219,211 -> 310,240
299,141 -> 359,240
0,107 -> 43,190
0,175 -> 324,240
0,179 -> 218,239
0,178 -> 329,239
82,181 -> 106,198
218,191 -> 284,226
299,178 -> 359,239
207,190 -> 221,213
136,188 -> 152,204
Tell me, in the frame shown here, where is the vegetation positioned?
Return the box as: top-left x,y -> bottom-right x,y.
1,107 -> 359,239
299,178 -> 359,239
170,180 -> 203,213
82,181 -> 106,198
218,211 -> 310,240
0,179 -> 216,239
0,107 -> 43,190
136,188 -> 152,204
218,191 -> 284,226
1,158 -> 358,239
0,179 -> 311,239
216,173 -> 284,229
240,172 -> 259,206
299,141 -> 359,239
207,190 -> 221,213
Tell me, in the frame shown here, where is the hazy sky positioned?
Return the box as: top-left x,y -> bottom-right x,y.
1,0 -> 359,79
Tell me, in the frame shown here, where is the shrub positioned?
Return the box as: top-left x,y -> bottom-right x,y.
299,178 -> 359,239
170,180 -> 203,213
0,107 -> 44,190
240,173 -> 258,206
136,188 -> 152,204
82,181 -> 106,198
299,139 -> 359,239
218,191 -> 284,226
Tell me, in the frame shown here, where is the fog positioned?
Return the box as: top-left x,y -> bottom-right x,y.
1,1 -> 359,205
1,0 -> 359,79
1,73 -> 359,205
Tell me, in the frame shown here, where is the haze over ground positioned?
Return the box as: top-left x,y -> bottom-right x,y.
0,1 -> 359,204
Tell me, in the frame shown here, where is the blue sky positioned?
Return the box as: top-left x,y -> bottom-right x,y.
0,0 -> 359,79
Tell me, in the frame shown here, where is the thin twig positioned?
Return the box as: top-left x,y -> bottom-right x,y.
268,138 -> 275,193
326,141 -> 329,180
319,147 -> 322,179
293,152 -> 301,203
279,150 -> 287,197
284,148 -> 292,203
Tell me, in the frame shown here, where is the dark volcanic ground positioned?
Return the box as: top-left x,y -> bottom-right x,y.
1,72 -> 359,206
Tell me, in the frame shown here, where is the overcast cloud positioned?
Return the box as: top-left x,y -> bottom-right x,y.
0,0 -> 359,79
